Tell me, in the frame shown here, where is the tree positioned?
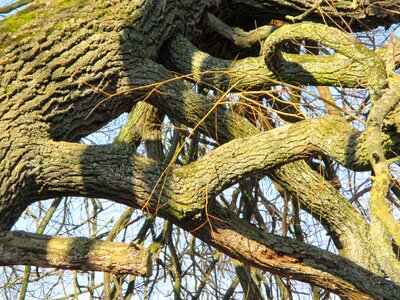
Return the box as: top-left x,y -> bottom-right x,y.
1,0 -> 400,299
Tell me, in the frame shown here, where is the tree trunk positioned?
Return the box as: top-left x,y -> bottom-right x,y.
1,0 -> 400,299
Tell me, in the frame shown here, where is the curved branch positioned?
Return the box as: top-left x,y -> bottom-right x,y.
175,116 -> 370,201
158,43 -> 400,285
364,74 -> 400,278
162,34 -> 394,90
262,22 -> 387,95
27,140 -> 400,298
2,1 -> 400,296
139,58 -> 398,278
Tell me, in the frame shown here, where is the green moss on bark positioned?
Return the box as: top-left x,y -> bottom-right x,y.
0,0 -> 87,55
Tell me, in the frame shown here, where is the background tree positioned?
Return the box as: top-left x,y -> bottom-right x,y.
1,0 -> 400,299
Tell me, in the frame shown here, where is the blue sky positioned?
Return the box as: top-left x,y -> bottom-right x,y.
0,0 -> 27,13
0,0 -> 15,6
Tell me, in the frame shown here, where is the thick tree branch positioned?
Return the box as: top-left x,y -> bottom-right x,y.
175,116 -> 370,200
180,205 -> 400,300
262,22 -> 387,96
28,139 -> 400,298
2,1 -> 400,297
156,36 -> 400,288
137,58 -> 398,277
142,72 -> 392,278
269,162 -> 378,271
0,0 -> 209,141
30,141 -> 178,217
136,59 -> 258,142
0,231 -> 151,276
31,116 -> 376,218
162,34 -> 397,90
364,74 -> 400,280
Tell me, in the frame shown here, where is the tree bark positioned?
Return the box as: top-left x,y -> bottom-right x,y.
0,231 -> 150,275
1,0 -> 400,298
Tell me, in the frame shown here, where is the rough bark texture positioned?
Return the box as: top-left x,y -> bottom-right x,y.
0,231 -> 150,275
1,0 -> 400,299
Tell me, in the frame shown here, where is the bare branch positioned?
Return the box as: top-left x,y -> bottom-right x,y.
0,231 -> 151,276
